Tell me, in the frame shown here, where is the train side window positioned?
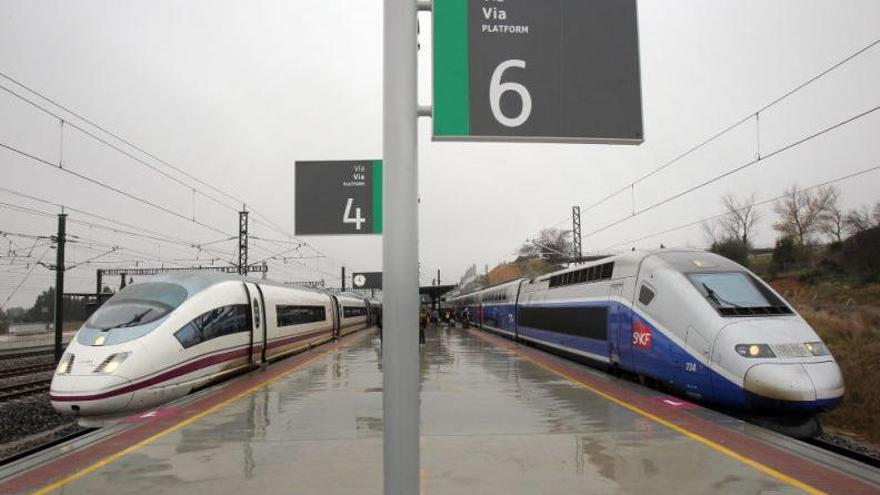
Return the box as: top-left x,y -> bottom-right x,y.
174,304 -> 251,349
278,305 -> 327,325
174,321 -> 201,348
638,285 -> 656,306
202,305 -> 250,341
343,306 -> 367,317
602,263 -> 614,279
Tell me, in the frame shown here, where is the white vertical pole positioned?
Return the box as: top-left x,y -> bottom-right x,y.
383,0 -> 420,492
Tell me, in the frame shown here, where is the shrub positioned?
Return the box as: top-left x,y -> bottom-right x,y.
710,238 -> 750,266
771,236 -> 798,273
839,226 -> 880,282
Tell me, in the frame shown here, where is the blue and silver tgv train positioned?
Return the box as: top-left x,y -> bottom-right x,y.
450,249 -> 844,414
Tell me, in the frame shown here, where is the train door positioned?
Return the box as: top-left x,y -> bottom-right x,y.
608,283 -> 627,369
244,282 -> 267,363
513,280 -> 525,340
329,295 -> 341,338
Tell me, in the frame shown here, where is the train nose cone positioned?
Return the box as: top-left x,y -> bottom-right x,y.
50,374 -> 134,416
803,361 -> 844,401
743,362 -> 844,404
744,363 -> 815,401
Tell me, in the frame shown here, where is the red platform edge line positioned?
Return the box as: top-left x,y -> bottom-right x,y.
470,328 -> 879,495
0,331 -> 372,495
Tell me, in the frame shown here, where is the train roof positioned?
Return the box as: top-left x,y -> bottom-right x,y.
128,271 -> 343,299
450,248 -> 729,299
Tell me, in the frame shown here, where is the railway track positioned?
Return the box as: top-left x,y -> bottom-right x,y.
807,435 -> 880,469
0,363 -> 56,380
0,427 -> 99,467
0,378 -> 52,402
0,348 -> 55,361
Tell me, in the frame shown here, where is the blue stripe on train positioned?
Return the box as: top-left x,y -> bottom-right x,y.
469,301 -> 836,413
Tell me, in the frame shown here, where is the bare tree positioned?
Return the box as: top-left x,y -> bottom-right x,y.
720,193 -> 761,246
845,201 -> 880,234
819,202 -> 847,243
519,228 -> 572,264
773,185 -> 838,245
701,219 -> 723,245
702,192 -> 760,247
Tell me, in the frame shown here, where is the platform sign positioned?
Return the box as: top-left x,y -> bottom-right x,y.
433,0 -> 642,144
295,160 -> 383,235
352,271 -> 383,289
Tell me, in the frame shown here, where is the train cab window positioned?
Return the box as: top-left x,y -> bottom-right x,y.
174,304 -> 251,349
688,272 -> 792,316
638,285 -> 655,306
277,305 -> 326,326
86,282 -> 188,331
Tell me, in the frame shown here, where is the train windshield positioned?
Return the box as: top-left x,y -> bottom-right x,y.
86,282 -> 188,330
689,273 -> 768,308
688,272 -> 792,316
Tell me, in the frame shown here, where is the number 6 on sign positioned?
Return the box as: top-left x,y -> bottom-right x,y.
490,59 -> 532,128
343,198 -> 365,230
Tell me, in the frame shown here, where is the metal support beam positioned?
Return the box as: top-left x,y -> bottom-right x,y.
384,0 -> 420,491
100,265 -> 267,276
572,205 -> 582,261
53,213 -> 66,361
341,266 -> 346,292
238,210 -> 249,275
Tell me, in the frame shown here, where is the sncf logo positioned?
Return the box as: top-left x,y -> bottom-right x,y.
632,320 -> 653,350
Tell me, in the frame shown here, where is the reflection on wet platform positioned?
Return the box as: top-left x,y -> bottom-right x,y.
43,327 -> 807,494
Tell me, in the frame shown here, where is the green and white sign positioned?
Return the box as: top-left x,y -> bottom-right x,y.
295,160 -> 383,235
433,0 -> 643,144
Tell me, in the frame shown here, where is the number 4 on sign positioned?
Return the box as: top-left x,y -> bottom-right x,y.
343,198 -> 366,230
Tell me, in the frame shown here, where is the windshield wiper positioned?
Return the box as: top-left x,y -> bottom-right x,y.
101,309 -> 153,330
702,283 -> 743,308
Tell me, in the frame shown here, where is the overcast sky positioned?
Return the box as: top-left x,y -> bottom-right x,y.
1,0 -> 878,310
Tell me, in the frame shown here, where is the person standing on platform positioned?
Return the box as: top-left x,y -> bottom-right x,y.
419,309 -> 428,344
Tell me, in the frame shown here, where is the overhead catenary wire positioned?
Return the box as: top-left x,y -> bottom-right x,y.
0,188 -> 238,262
0,71 -> 334,263
0,79 -> 238,215
1,245 -> 51,310
0,140 -> 236,239
578,37 -> 880,216
0,193 -> 236,260
582,103 -> 880,240
597,163 -> 880,252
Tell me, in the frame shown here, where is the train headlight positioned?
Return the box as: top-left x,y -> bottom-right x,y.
804,342 -> 831,356
56,353 -> 75,374
735,344 -> 776,358
94,352 -> 131,374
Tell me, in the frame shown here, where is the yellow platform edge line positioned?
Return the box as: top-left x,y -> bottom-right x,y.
511,345 -> 825,495
31,339 -> 345,495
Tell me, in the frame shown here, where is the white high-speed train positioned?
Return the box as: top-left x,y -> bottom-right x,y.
50,272 -> 378,416
450,249 -> 844,419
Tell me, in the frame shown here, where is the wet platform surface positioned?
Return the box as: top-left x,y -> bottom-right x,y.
3,326 -> 879,494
